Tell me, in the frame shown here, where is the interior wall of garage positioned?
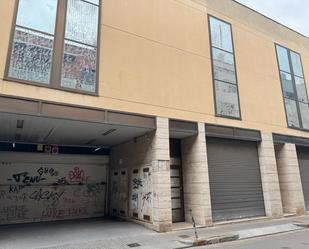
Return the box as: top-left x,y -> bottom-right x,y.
110,117 -> 172,232
110,132 -> 155,221
0,152 -> 109,225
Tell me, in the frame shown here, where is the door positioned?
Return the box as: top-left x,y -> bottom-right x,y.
0,152 -> 108,225
170,158 -> 185,223
207,137 -> 265,221
297,146 -> 309,210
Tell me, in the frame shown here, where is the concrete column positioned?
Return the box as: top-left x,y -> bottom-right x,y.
275,143 -> 305,215
258,132 -> 283,218
181,123 -> 212,226
152,117 -> 172,232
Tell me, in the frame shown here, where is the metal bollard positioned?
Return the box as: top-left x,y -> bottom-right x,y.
190,209 -> 199,239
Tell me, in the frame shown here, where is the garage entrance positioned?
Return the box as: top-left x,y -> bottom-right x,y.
297,146 -> 309,210
0,96 -> 156,225
207,137 -> 265,221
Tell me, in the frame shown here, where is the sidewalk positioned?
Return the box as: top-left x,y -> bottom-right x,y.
32,215 -> 309,249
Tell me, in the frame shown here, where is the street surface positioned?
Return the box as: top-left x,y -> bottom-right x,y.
1,216 -> 309,249
204,230 -> 309,249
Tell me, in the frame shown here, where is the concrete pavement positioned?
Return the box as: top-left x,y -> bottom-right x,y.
0,215 -> 309,249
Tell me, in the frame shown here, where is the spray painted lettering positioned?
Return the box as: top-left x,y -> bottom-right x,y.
0,205 -> 28,221
53,177 -> 69,186
132,178 -> 143,189
7,171 -> 46,185
37,167 -> 59,177
9,185 -> 25,194
7,167 -> 59,186
41,207 -> 88,219
68,167 -> 90,184
1,164 -> 106,225
29,188 -> 65,206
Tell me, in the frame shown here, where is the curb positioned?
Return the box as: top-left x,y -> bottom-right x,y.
294,223 -> 309,228
177,234 -> 239,248
176,223 -> 309,248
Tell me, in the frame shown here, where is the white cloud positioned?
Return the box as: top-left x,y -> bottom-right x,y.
235,0 -> 309,37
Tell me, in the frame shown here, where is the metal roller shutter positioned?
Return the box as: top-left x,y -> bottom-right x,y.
0,152 -> 108,225
207,137 -> 265,221
297,146 -> 309,210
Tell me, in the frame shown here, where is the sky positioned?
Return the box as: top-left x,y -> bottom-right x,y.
235,0 -> 309,37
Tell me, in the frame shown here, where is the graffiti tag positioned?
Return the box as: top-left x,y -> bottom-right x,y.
68,167 -> 90,184
29,188 -> 65,206
132,178 -> 143,189
0,205 -> 28,221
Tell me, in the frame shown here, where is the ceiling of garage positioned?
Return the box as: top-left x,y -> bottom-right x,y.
0,113 -> 154,147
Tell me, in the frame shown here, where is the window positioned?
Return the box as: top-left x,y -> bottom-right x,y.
276,44 -> 309,130
208,16 -> 241,119
6,0 -> 100,94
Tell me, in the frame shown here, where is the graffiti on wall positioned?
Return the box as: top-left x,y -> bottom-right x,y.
111,169 -> 128,216
0,163 -> 106,225
68,167 -> 91,184
130,167 -> 152,220
7,167 -> 59,186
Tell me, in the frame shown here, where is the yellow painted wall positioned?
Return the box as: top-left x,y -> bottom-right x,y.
0,0 -> 309,138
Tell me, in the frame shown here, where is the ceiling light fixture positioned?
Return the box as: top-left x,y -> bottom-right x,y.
102,129 -> 116,136
95,147 -> 101,152
16,120 -> 24,129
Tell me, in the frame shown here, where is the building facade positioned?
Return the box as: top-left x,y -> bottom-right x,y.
0,0 -> 309,232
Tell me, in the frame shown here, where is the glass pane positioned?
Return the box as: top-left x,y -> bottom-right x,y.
295,76 -> 308,103
209,17 -> 233,53
276,45 -> 290,73
280,72 -> 295,99
61,40 -> 97,92
300,103 -> 309,129
291,51 -> 304,77
215,81 -> 240,118
212,48 -> 236,84
284,98 -> 300,128
16,0 -> 57,34
65,0 -> 99,46
8,27 -> 54,84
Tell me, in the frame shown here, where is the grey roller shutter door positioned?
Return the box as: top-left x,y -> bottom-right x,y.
0,152 -> 108,225
207,137 -> 265,221
297,146 -> 309,210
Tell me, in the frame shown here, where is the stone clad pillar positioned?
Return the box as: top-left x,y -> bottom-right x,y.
152,117 -> 172,232
258,132 -> 283,218
181,123 -> 212,226
275,143 -> 305,215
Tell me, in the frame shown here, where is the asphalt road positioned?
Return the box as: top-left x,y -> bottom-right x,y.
201,230 -> 309,249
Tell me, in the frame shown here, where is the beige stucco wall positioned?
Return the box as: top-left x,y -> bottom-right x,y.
1,0 -> 309,138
